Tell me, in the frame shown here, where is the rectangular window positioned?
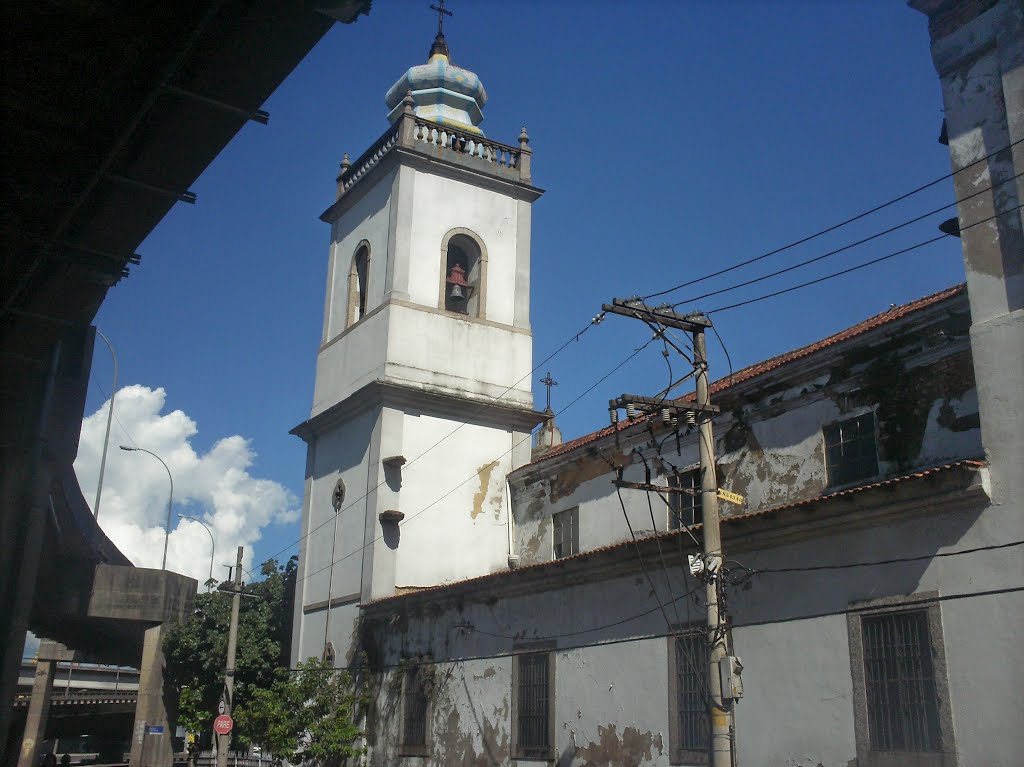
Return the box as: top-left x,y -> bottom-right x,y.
668,631 -> 709,764
552,507 -> 579,559
515,652 -> 552,759
824,412 -> 879,487
400,666 -> 429,755
848,594 -> 956,767
862,611 -> 941,752
669,470 -> 703,530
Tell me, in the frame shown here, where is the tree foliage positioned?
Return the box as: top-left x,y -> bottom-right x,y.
236,658 -> 365,765
163,557 -> 297,744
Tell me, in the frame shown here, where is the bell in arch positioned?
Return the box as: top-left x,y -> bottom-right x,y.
446,262 -> 469,303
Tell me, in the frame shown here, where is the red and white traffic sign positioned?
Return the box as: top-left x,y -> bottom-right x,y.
213,715 -> 233,735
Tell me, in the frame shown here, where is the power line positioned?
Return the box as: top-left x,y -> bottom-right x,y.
642,135 -> 1024,301
740,537 -> 1024,577
291,584 -> 1024,673
292,336 -> 659,589
246,315 -> 604,577
707,202 -> 1023,314
669,172 -> 1023,310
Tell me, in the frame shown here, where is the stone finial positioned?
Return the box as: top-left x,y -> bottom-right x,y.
339,152 -> 351,175
519,126 -> 530,149
403,91 -> 416,115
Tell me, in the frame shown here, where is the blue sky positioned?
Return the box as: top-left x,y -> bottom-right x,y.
77,1 -> 966,580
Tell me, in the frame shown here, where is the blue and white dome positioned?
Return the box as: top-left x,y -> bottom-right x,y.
384,34 -> 488,135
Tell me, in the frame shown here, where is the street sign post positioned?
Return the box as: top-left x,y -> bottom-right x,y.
213,715 -> 233,736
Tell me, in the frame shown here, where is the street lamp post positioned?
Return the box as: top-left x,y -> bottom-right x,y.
119,446 -> 173,570
178,514 -> 215,590
92,329 -> 117,520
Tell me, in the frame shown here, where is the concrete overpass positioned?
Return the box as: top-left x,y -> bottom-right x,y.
1,0 -> 372,762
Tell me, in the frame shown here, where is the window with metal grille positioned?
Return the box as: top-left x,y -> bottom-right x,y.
516,653 -> 551,758
824,412 -> 879,487
401,666 -> 429,753
669,470 -> 703,530
669,631 -> 709,763
862,610 -> 941,753
552,507 -> 579,559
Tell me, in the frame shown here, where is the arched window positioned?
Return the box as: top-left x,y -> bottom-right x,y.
441,232 -> 484,317
348,244 -> 370,326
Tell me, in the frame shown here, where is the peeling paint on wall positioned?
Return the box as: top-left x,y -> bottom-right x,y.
573,724 -> 664,766
473,460 -> 500,519
551,449 -> 629,502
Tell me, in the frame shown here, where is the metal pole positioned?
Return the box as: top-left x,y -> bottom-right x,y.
217,547 -> 243,767
119,446 -> 174,569
92,329 -> 117,519
693,328 -> 731,767
179,514 -> 215,590
323,506 -> 341,656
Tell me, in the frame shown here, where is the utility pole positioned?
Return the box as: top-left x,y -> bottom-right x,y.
692,325 -> 731,767
602,299 -> 735,767
216,546 -> 243,767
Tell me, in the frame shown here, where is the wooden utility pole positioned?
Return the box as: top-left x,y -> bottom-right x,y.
216,546 -> 243,767
602,299 -> 734,767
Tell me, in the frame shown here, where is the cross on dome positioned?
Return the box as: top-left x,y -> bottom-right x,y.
384,0 -> 488,134
430,0 -> 452,36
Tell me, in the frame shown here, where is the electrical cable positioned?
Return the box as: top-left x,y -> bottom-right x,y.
616,485 -> 718,705
292,336 -> 659,589
246,314 -> 605,577
670,172 -> 1023,310
740,537 -> 1024,578
706,202 -> 1023,314
642,136 -> 1024,301
288,584 -> 1024,674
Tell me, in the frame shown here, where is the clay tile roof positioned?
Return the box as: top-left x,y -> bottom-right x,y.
362,459 -> 986,609
521,283 -> 967,469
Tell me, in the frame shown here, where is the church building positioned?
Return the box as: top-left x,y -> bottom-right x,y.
291,3 -> 1024,764
290,24 -> 545,669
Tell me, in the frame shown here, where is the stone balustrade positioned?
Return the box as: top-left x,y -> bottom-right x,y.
410,118 -> 521,172
335,95 -> 533,201
337,123 -> 400,196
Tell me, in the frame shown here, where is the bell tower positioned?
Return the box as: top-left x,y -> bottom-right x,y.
291,28 -> 544,664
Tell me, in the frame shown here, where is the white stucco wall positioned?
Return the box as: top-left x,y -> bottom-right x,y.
392,412 -> 522,588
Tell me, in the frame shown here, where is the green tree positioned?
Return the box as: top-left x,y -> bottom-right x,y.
237,658 -> 365,766
163,556 -> 297,745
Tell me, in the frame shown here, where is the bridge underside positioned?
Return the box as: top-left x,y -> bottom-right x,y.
1,0 -> 372,758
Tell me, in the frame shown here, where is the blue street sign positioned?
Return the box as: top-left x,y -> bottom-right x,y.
147,725 -> 165,734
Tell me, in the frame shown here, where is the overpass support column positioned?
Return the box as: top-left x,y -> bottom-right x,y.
17,642 -> 73,767
129,625 -> 174,767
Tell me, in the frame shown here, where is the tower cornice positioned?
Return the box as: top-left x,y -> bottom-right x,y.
291,379 -> 546,443
323,111 -> 541,223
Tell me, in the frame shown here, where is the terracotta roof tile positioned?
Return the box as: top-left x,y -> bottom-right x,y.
363,459 -> 985,608
524,283 -> 967,468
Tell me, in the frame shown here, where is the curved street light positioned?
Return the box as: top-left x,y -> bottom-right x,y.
178,514 -> 215,590
119,445 -> 173,570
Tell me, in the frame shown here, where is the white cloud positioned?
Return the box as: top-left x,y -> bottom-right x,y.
74,385 -> 298,587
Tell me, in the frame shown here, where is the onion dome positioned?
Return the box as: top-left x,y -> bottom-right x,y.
384,33 -> 488,135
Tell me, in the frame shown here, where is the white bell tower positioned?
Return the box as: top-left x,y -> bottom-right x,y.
291,29 -> 544,664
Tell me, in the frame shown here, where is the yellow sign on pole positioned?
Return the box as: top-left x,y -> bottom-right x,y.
717,488 -> 745,505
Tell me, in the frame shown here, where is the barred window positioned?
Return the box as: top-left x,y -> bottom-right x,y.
669,470 -> 703,530
848,594 -> 956,767
552,507 -> 579,559
862,611 -> 941,752
824,412 -> 878,487
668,631 -> 709,764
515,653 -> 551,758
400,666 -> 429,754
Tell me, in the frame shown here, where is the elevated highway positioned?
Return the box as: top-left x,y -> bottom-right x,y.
1,0 -> 372,761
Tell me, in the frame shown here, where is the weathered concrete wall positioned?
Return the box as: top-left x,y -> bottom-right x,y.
511,293 -> 980,567
357,480 -> 1024,766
